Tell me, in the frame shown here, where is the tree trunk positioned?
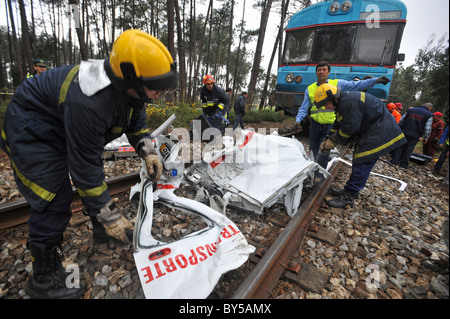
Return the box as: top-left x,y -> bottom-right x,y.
30,0 -> 37,57
70,0 -> 88,61
259,0 -> 289,110
166,0 -> 175,104
7,0 -> 23,81
174,0 -> 187,101
225,0 -> 235,90
101,0 -> 108,57
258,35 -> 279,110
204,0 -> 213,76
232,0 -> 246,97
111,0 -> 116,49
19,0 -> 34,72
0,49 -> 6,89
191,0 -> 212,103
187,0 -> 195,102
247,0 -> 273,108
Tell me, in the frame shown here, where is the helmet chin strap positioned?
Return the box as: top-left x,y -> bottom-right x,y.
134,85 -> 150,105
119,62 -> 150,106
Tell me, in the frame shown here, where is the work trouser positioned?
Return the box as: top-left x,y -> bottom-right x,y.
390,134 -> 419,168
233,113 -> 245,130
28,175 -> 73,249
434,143 -> 449,172
309,119 -> 333,168
423,139 -> 438,157
344,157 -> 379,195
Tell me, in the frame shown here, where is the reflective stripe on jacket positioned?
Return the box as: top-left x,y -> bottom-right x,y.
331,91 -> 406,164
200,84 -> 230,116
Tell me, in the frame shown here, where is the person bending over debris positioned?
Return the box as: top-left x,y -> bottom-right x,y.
0,29 -> 177,299
314,83 -> 406,208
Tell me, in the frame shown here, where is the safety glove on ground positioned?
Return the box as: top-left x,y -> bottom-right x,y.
96,199 -> 134,244
136,137 -> 163,182
376,76 -> 390,85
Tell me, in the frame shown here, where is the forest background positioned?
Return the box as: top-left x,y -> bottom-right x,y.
0,0 -> 448,120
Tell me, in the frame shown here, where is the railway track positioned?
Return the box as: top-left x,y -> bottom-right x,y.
0,135 -> 347,299
1,138 -> 448,300
0,149 -> 348,299
0,172 -> 141,230
231,154 -> 343,299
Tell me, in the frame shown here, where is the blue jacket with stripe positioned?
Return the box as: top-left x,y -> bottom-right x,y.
0,64 -> 150,213
330,91 -> 406,164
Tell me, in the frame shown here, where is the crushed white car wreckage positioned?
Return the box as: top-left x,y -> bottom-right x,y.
185,129 -> 329,217
105,117 -> 328,298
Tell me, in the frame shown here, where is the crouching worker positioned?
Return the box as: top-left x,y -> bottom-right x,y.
314,84 -> 406,208
0,29 -> 178,299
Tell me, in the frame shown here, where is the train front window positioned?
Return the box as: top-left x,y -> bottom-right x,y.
283,25 -> 357,64
312,25 -> 357,62
283,23 -> 403,65
353,24 -> 402,65
283,29 -> 315,64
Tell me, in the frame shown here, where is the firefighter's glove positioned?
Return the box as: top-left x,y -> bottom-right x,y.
320,139 -> 337,152
144,154 -> 163,182
294,122 -> 302,132
96,199 -> 133,244
136,138 -> 163,182
376,76 -> 390,85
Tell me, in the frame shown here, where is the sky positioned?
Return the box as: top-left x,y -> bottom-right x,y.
0,0 -> 448,72
244,0 -> 450,73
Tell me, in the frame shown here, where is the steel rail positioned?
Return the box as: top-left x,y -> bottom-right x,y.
231,146 -> 349,299
0,172 -> 140,230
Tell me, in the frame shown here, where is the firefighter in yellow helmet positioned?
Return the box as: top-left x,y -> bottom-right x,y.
314,83 -> 406,208
0,29 -> 177,299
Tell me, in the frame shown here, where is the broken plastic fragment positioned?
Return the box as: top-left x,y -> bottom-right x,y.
327,157 -> 407,191
132,181 -> 255,299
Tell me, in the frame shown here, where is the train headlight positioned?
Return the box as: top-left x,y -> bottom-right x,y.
341,1 -> 352,12
295,75 -> 303,83
329,2 -> 340,13
285,73 -> 295,83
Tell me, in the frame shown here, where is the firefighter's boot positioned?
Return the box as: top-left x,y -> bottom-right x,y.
329,187 -> 359,199
25,236 -> 84,299
326,190 -> 356,208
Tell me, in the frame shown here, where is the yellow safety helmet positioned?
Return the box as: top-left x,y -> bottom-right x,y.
105,29 -> 177,94
314,83 -> 340,108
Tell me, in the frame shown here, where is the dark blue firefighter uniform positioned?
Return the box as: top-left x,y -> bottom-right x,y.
0,65 -> 150,248
330,91 -> 406,195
